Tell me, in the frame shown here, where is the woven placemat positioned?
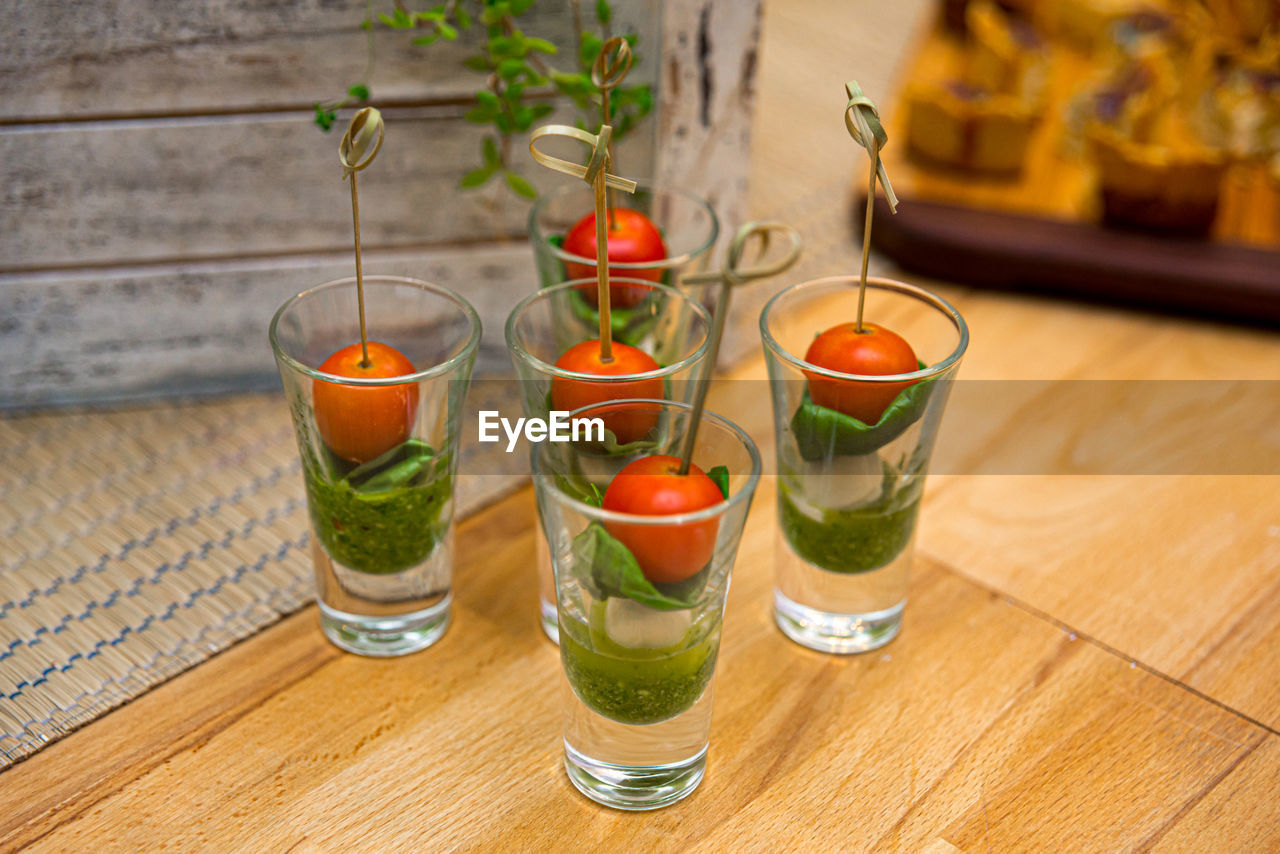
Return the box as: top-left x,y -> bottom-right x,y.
0,396 -> 313,768
0,387 -> 528,769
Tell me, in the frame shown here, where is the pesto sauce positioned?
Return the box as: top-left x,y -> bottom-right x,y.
559,613 -> 719,725
778,485 -> 919,574
302,450 -> 451,575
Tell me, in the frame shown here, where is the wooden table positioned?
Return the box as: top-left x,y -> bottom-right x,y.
3,294 -> 1278,850
4,0 -> 1280,849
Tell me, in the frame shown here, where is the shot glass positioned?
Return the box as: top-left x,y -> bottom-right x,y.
529,183 -> 720,301
506,279 -> 713,643
760,276 -> 968,654
533,399 -> 761,811
270,275 -> 480,656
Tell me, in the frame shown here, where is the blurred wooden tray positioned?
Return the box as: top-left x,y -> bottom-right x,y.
860,20 -> 1280,325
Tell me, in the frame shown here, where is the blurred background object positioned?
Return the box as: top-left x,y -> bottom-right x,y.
868,0 -> 1280,323
0,0 -> 761,409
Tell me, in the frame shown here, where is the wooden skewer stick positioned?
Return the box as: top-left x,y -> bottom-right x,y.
592,38 -> 633,232
843,81 -> 899,335
592,161 -> 613,361
339,107 -> 386,368
856,140 -> 879,333
349,173 -> 370,366
528,123 -> 639,366
675,222 -> 804,476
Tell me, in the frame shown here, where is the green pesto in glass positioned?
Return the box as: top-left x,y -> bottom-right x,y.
302,443 -> 451,575
559,602 -> 720,725
777,480 -> 919,574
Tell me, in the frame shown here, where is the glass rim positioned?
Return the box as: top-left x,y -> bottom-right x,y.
527,182 -> 722,272
269,275 -> 482,387
759,276 -> 969,384
532,398 -> 763,526
505,278 -> 714,383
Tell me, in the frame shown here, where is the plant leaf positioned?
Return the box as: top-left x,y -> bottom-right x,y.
347,84 -> 370,100
345,439 -> 436,493
482,136 -> 500,166
461,166 -> 496,188
707,465 -> 729,499
569,523 -> 703,610
497,58 -> 526,79
790,362 -> 936,460
595,0 -> 612,24
505,171 -> 537,199
526,37 -> 558,55
313,104 -> 337,131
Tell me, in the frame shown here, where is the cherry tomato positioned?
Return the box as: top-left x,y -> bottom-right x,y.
563,208 -> 667,308
313,341 -> 419,464
803,322 -> 919,424
552,340 -> 665,444
602,455 -> 725,584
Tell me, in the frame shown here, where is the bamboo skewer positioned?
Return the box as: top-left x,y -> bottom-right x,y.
675,222 -> 804,475
338,107 -> 386,367
529,123 -> 638,364
843,81 -> 899,333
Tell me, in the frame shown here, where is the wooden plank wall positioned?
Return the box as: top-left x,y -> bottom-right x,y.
0,0 -> 762,409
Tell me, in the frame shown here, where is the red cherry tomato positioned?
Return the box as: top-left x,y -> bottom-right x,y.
313,341 -> 419,464
551,340 -> 665,444
602,455 -> 725,584
803,322 -> 919,424
563,208 -> 667,309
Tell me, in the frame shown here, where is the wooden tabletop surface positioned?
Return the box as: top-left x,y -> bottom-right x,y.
4,0 -> 1280,850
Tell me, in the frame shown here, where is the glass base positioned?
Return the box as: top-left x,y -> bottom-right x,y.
773,589 -> 903,654
318,593 -> 451,657
564,742 -> 706,811
540,595 -> 560,645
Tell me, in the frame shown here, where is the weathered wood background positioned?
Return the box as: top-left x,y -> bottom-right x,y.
0,0 -> 761,409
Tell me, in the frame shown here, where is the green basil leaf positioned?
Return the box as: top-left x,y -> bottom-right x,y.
790,363 -> 935,461
595,426 -> 661,456
570,523 -> 700,610
565,285 -> 654,342
346,439 -> 436,493
707,465 -> 729,499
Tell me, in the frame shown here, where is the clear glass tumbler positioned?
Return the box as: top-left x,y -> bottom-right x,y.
528,183 -> 720,299
760,276 -> 968,654
506,279 -> 713,643
270,275 -> 480,656
533,399 -> 761,810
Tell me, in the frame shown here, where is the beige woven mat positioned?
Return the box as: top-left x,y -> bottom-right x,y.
0,396 -> 312,767
0,389 -> 525,769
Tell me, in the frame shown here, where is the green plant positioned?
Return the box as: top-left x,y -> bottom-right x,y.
315,0 -> 654,200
